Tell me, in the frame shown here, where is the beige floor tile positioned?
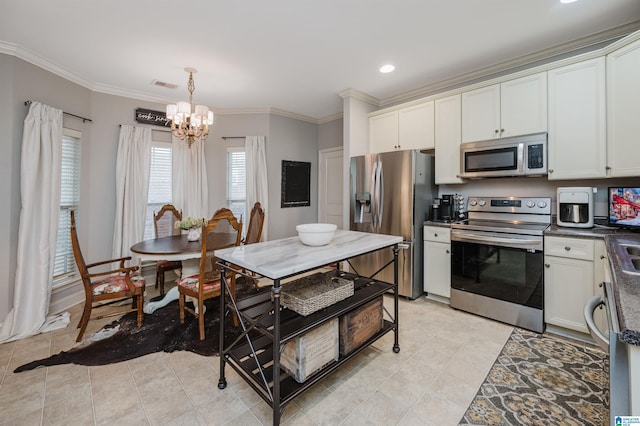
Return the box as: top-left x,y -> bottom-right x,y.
407,392 -> 467,426
143,389 -> 196,425
223,409 -> 263,426
181,373 -> 226,406
425,371 -> 481,409
195,389 -> 251,425
42,390 -> 93,426
303,391 -> 354,425
89,361 -> 133,385
44,375 -> 92,407
0,406 -> 43,426
95,408 -> 149,426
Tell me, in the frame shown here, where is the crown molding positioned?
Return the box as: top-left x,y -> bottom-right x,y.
379,21 -> 640,107
338,88 -> 380,106
214,107 -> 319,124
92,83 -> 175,104
0,41 -> 94,90
318,112 -> 343,124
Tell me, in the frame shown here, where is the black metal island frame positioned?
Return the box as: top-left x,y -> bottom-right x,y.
213,230 -> 403,425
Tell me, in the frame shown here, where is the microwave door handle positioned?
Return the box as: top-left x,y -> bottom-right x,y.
518,143 -> 525,173
584,294 -> 609,351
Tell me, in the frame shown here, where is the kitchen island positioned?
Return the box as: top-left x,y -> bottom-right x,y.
213,230 -> 403,425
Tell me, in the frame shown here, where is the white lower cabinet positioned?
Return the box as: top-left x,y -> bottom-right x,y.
544,236 -> 605,334
423,226 -> 451,299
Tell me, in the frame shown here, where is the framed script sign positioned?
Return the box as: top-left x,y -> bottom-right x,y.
135,108 -> 171,127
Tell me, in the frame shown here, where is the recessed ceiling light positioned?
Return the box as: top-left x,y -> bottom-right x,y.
380,64 -> 395,74
560,0 -> 578,3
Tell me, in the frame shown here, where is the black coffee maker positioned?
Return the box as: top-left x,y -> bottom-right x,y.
440,194 -> 455,222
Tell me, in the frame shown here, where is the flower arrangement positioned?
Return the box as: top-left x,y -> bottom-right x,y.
174,217 -> 207,231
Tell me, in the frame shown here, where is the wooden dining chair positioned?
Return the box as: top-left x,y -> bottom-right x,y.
153,204 -> 183,295
242,202 -> 265,289
70,210 -> 145,342
243,202 -> 265,245
177,208 -> 243,340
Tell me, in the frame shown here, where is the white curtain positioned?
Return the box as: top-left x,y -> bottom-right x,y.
0,102 -> 70,343
172,137 -> 209,219
112,125 -> 152,265
245,136 -> 268,241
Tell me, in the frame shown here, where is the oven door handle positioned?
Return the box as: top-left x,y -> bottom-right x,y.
452,232 -> 540,246
584,294 -> 609,351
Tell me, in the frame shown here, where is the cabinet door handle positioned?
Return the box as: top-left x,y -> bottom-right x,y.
434,233 -> 438,237
446,250 -> 450,254
545,263 -> 550,268
549,169 -> 554,173
564,246 -> 571,251
600,255 -> 606,259
500,128 -> 504,133
494,129 -> 499,134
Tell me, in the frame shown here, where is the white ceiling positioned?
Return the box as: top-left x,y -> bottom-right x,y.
1,0 -> 640,122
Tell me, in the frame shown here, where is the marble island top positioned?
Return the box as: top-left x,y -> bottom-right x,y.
214,230 -> 402,280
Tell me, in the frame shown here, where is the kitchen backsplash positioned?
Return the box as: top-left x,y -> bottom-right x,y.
438,176 -> 639,218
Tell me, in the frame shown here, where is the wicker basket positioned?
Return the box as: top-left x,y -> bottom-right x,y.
281,272 -> 354,316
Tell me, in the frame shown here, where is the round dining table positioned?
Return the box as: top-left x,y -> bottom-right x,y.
130,232 -> 238,313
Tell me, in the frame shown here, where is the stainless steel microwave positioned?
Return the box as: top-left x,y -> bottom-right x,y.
459,133 -> 547,178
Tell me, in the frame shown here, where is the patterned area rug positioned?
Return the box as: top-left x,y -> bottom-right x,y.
460,328 -> 608,426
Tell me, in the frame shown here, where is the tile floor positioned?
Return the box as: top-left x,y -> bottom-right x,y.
0,284 -> 536,425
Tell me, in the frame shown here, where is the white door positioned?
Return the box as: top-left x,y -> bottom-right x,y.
318,147 -> 344,228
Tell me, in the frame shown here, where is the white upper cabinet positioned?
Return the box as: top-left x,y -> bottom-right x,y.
369,101 -> 434,154
462,72 -> 547,143
398,102 -> 435,151
548,58 -> 607,180
369,111 -> 399,154
435,94 -> 463,184
607,35 -> 640,177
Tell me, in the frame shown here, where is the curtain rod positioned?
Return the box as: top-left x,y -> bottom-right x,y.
222,136 -> 246,140
24,100 -> 92,123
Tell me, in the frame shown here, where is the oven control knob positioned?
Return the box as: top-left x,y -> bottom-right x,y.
526,201 -> 535,208
478,200 -> 486,206
469,200 -> 477,206
537,201 -> 547,208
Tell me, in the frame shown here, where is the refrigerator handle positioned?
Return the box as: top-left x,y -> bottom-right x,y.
376,159 -> 384,229
370,159 -> 378,230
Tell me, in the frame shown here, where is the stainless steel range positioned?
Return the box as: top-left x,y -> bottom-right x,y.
450,196 -> 551,333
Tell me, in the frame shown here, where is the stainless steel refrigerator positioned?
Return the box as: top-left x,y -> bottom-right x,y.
349,150 -> 437,299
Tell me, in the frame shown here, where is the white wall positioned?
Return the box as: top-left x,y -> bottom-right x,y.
318,118 -> 343,150
268,114 -> 319,239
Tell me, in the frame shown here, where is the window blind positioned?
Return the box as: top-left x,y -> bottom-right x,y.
227,149 -> 246,221
53,130 -> 81,280
144,143 -> 173,240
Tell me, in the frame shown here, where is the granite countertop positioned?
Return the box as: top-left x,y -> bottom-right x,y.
423,220 -> 455,228
545,217 -> 628,239
605,233 -> 640,346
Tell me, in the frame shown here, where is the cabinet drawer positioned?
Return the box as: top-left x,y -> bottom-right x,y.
544,236 -> 594,260
423,226 -> 450,243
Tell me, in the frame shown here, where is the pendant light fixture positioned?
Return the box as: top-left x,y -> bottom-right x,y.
166,67 -> 214,148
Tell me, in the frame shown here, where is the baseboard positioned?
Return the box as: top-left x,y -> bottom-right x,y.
545,324 -> 596,345
49,280 -> 84,314
424,293 -> 450,305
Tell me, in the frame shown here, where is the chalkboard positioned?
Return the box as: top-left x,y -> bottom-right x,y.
281,160 -> 310,208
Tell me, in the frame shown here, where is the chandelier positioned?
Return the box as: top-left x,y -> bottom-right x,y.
166,67 -> 214,148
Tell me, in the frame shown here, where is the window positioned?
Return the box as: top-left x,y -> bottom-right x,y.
227,148 -> 246,222
53,129 -> 81,284
144,142 -> 173,240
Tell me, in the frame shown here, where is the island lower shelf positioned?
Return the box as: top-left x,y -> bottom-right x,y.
224,272 -> 396,407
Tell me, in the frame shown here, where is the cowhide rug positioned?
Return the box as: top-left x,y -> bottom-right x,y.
14,279 -> 267,372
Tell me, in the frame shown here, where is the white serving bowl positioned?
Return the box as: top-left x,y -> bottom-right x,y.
296,223 -> 337,246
